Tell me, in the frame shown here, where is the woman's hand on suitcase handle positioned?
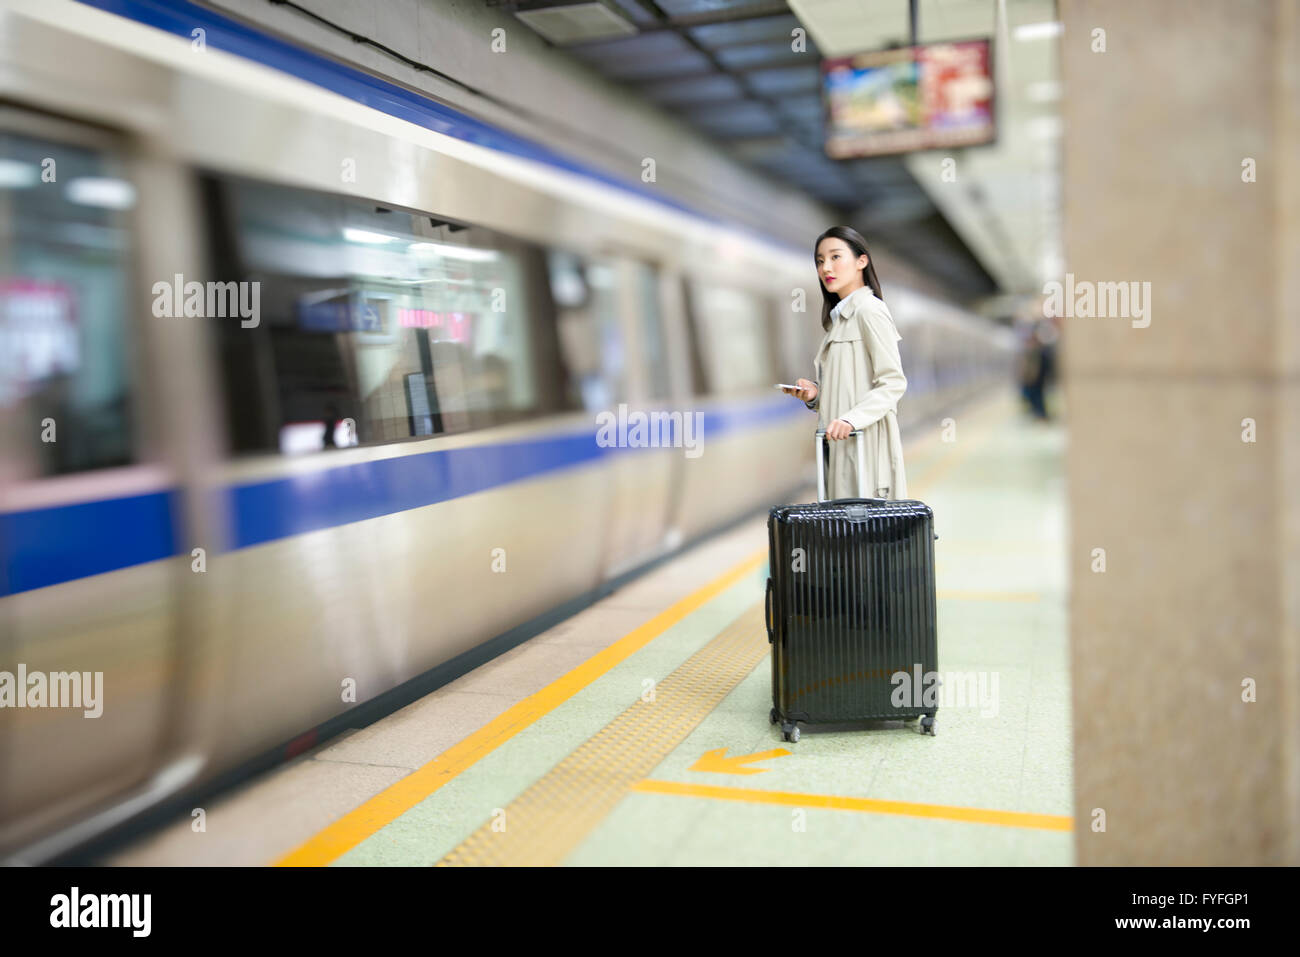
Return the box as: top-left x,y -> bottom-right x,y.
826,418 -> 854,441
826,419 -> 852,440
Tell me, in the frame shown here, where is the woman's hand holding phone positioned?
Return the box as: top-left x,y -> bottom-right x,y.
779,378 -> 818,403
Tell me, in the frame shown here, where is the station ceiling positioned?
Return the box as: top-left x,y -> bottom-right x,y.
496,0 -> 1064,305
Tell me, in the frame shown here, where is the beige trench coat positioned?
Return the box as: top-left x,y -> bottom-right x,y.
804,287 -> 908,500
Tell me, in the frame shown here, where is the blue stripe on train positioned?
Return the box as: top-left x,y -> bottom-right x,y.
231,400 -> 800,547
230,429 -> 602,549
0,491 -> 179,596
1,399 -> 806,594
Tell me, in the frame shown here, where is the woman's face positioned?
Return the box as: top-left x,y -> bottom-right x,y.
815,238 -> 867,296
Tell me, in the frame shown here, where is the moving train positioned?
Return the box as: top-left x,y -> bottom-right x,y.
0,0 -> 1014,860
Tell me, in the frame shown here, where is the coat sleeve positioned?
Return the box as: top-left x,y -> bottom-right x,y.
804,356 -> 821,410
837,304 -> 906,432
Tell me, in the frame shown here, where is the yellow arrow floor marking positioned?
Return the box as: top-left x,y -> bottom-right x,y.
628,780 -> 1074,832
689,747 -> 791,775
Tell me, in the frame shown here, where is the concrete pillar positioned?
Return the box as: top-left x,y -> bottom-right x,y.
1060,0 -> 1299,863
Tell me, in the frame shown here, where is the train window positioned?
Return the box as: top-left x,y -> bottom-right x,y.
204,176 -> 568,454
686,283 -> 776,395
0,131 -> 137,475
547,249 -> 627,411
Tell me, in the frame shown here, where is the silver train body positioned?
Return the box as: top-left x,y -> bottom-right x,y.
0,0 -> 1014,859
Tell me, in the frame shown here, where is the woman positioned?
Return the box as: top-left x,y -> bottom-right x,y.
783,226 -> 908,501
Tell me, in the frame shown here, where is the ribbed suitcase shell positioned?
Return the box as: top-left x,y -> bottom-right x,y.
766,497 -> 938,730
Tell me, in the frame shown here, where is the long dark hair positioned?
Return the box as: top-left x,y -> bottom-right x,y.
814,226 -> 883,331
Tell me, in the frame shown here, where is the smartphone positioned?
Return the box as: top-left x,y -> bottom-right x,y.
775,383 -> 800,392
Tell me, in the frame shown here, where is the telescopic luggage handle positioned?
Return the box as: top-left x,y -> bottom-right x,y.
814,429 -> 938,540
815,427 -> 872,502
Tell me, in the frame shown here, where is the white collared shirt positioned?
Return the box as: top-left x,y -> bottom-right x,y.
830,284 -> 873,322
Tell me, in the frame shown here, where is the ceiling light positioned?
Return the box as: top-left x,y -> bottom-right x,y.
0,159 -> 39,188
408,242 -> 497,262
1014,21 -> 1062,41
343,228 -> 398,244
65,177 -> 136,209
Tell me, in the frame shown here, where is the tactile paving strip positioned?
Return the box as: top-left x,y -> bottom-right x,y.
438,602 -> 767,866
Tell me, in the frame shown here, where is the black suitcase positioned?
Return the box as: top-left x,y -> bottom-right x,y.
765,428 -> 938,742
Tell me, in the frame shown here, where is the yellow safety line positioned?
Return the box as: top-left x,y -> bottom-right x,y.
281,395 -> 1022,865
439,604 -> 768,866
627,780 -> 1074,832
275,550 -> 768,866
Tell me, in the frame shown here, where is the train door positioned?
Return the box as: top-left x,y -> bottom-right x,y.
0,109 -> 199,856
650,266 -> 695,552
591,257 -> 678,581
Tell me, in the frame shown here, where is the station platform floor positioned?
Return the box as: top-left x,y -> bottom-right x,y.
106,390 -> 1072,866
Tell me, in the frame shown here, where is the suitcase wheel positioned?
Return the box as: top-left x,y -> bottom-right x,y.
769,707 -> 779,725
781,722 -> 800,743
920,715 -> 937,736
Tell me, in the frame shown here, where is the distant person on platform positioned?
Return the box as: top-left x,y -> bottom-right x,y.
782,226 -> 908,501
